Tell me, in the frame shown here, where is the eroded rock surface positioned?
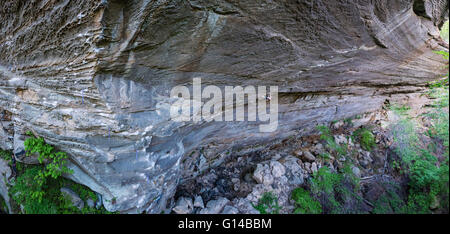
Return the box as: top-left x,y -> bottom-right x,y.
0,158 -> 12,213
0,0 -> 448,213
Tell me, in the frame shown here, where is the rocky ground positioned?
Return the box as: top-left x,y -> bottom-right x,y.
169,92 -> 448,214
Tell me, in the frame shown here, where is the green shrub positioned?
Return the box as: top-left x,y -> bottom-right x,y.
391,105 -> 411,116
353,128 -> 376,151
409,150 -> 439,190
432,49 -> 449,85
0,149 -> 10,161
24,136 -> 73,178
427,88 -> 449,156
317,125 -> 347,156
308,165 -> 362,214
0,194 -> 8,213
291,188 -> 322,214
66,180 -> 98,203
389,98 -> 449,213
372,185 -> 406,214
8,136 -> 114,214
309,166 -> 343,213
319,152 -> 332,160
9,162 -> 114,214
434,50 -> 449,61
310,166 -> 341,195
20,136 -> 73,203
252,191 -> 281,214
9,165 -> 59,214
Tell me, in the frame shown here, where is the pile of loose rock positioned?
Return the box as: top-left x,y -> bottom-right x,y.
170,109 -> 406,214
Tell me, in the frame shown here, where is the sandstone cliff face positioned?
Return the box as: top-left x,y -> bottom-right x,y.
0,0 -> 448,213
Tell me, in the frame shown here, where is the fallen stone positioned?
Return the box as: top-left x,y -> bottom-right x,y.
360,159 -> 369,168
304,162 -> 312,173
231,178 -> 240,192
282,156 -> 304,186
302,151 -> 316,162
253,164 -> 274,185
244,173 -> 254,183
86,198 -> 95,209
333,121 -> 344,129
352,166 -> 361,178
172,197 -> 193,214
252,164 -> 265,184
222,205 -> 239,214
199,197 -> 230,214
232,198 -> 260,214
194,195 -> 204,209
60,187 -> 84,210
293,150 -> 303,157
334,135 -> 347,145
262,174 -> 274,186
313,144 -> 325,155
270,161 -> 286,178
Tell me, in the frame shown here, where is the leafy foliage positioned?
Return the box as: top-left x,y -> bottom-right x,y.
372,185 -> 406,214
308,166 -> 361,214
317,125 -> 347,156
427,87 -> 449,155
24,136 -> 73,177
9,165 -> 59,214
291,188 -> 322,214
389,88 -> 449,213
0,149 -> 10,162
432,48 -> 449,85
7,136 -> 114,214
253,191 -> 282,214
310,166 -> 342,195
21,136 -> 73,202
434,50 -> 449,61
0,194 -> 8,213
352,128 -> 376,151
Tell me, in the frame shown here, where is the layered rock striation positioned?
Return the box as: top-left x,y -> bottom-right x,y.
0,0 -> 448,213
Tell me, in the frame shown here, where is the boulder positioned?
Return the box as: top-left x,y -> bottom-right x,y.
270,161 -> 286,178
302,151 -> 316,162
172,197 -> 194,214
222,205 -> 239,214
86,199 -> 95,209
199,197 -> 230,214
334,135 -> 347,145
253,164 -> 274,186
352,166 -> 361,178
283,156 -> 304,186
60,187 -> 84,211
194,195 -> 205,209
